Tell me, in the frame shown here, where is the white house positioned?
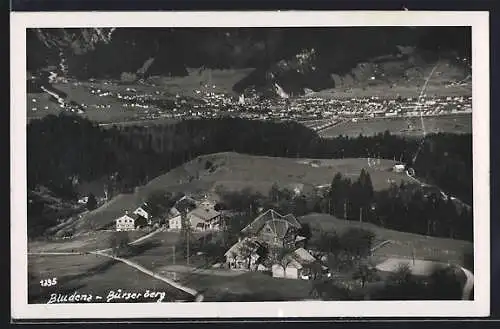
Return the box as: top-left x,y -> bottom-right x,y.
116,213 -> 136,231
393,164 -> 406,173
168,214 -> 182,231
133,203 -> 153,225
187,207 -> 222,231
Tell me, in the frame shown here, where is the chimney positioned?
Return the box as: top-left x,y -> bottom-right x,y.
125,210 -> 129,215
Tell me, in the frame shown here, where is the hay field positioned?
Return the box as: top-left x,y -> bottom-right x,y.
28,230 -> 147,253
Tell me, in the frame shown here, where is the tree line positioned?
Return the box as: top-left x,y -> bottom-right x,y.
213,169 -> 472,242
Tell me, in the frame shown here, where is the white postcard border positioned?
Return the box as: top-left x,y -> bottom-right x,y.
11,10 -> 490,319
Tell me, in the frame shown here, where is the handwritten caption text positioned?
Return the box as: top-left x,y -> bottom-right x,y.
47,289 -> 167,304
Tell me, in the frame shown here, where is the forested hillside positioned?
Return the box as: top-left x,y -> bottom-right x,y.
28,114 -> 472,205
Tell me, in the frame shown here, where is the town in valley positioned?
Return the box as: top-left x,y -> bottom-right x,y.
26,27 -> 474,303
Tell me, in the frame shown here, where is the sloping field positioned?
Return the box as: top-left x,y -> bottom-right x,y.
28,254 -> 193,304
28,230 -> 147,253
320,113 -> 472,138
197,153 -> 411,193
299,213 -> 472,266
67,152 -> 412,234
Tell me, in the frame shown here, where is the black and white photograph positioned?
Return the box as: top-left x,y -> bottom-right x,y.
11,11 -> 490,319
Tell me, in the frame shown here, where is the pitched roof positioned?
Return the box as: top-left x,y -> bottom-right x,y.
116,214 -> 135,222
293,247 -> 317,263
169,207 -> 181,217
264,219 -> 290,240
137,202 -> 153,213
224,237 -> 263,258
281,248 -> 317,270
241,209 -> 301,236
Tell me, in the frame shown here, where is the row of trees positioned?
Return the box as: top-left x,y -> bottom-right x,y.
324,170 -> 473,241
214,169 -> 472,242
311,262 -> 464,301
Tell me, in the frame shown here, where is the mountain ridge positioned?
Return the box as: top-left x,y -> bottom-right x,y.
28,27 -> 471,96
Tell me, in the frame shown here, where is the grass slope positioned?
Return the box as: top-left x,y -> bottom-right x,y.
62,152 -> 412,234
300,213 -> 472,266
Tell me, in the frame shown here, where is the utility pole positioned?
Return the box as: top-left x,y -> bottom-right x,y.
412,246 -> 416,266
359,207 -> 363,223
344,200 -> 347,220
187,226 -> 190,266
181,210 -> 190,266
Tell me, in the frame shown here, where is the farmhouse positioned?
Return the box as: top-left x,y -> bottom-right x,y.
187,206 -> 223,231
225,237 -> 266,271
241,209 -> 303,248
115,212 -> 136,231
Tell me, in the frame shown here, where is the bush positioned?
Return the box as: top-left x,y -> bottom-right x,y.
338,228 -> 375,259
86,193 -> 97,210
204,160 -> 214,171
426,265 -> 463,300
109,231 -> 131,256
